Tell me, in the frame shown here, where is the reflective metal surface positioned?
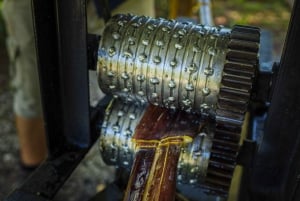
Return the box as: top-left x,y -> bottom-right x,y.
98,14 -> 230,115
97,14 -> 260,197
99,98 -> 213,186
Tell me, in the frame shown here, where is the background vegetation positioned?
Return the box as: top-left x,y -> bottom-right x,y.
0,0 -> 292,54
212,0 -> 291,56
0,0 -> 6,48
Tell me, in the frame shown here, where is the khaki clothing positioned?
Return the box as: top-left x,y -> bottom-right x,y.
2,0 -> 42,118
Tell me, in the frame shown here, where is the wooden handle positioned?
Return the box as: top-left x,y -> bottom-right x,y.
124,140 -> 183,201
124,105 -> 201,201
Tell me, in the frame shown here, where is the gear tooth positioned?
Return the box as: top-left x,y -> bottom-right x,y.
205,25 -> 260,196
219,87 -> 250,101
217,96 -> 248,113
214,128 -> 241,143
226,49 -> 259,64
231,25 -> 261,42
224,61 -> 256,77
209,160 -> 235,172
207,169 -> 233,180
212,139 -> 240,153
228,39 -> 259,52
222,73 -> 253,91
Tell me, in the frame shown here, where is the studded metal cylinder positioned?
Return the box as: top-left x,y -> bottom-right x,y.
97,14 -> 230,114
99,98 -> 213,186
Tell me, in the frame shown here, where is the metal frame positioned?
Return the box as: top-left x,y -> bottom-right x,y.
250,1 -> 300,200
5,0 -> 300,200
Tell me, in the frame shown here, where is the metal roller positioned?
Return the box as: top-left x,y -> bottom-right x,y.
99,98 -> 213,187
98,14 -> 230,115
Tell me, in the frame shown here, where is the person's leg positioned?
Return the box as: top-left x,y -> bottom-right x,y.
2,0 -> 47,167
16,116 -> 47,166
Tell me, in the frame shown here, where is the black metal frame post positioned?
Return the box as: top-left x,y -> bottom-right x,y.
250,0 -> 300,201
34,0 -> 91,156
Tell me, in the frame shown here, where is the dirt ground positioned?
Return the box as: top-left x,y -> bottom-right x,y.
0,1 -> 293,200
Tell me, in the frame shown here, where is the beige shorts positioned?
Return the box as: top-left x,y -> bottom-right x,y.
2,0 -> 42,118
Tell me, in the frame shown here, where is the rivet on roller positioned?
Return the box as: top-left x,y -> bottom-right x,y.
129,113 -> 136,120
191,167 -> 200,173
108,47 -> 116,57
128,37 -> 136,45
200,103 -> 210,110
138,53 -> 147,62
112,125 -> 120,133
185,83 -> 194,91
121,72 -> 129,80
153,56 -> 161,64
168,96 -> 175,102
126,97 -> 133,102
188,63 -> 197,73
142,39 -> 149,46
175,43 -> 183,50
204,68 -> 214,76
178,29 -> 187,36
136,75 -> 145,82
182,99 -> 192,107
170,59 -> 177,67
193,150 -> 202,157
137,74 -> 145,82
147,24 -> 155,30
156,40 -> 164,47
138,91 -> 144,96
131,22 -> 140,28
101,121 -> 108,129
193,46 -> 201,53
112,32 -> 121,40
173,33 -> 179,38
202,88 -> 211,96
162,26 -> 171,32
208,47 -> 217,56
150,77 -> 160,85
117,20 -> 126,26
102,66 -> 107,72
109,85 -> 116,90
168,80 -> 176,88
210,35 -> 216,40
189,179 -> 197,184
125,129 -> 132,137
107,71 -> 115,77
123,50 -> 133,58
151,93 -> 158,98
117,110 -> 124,117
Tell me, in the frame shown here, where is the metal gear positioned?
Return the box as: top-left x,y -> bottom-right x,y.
204,25 -> 260,195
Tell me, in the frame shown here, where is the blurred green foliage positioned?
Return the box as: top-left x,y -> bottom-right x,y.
0,0 -> 6,48
0,0 -> 5,47
212,0 -> 291,56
